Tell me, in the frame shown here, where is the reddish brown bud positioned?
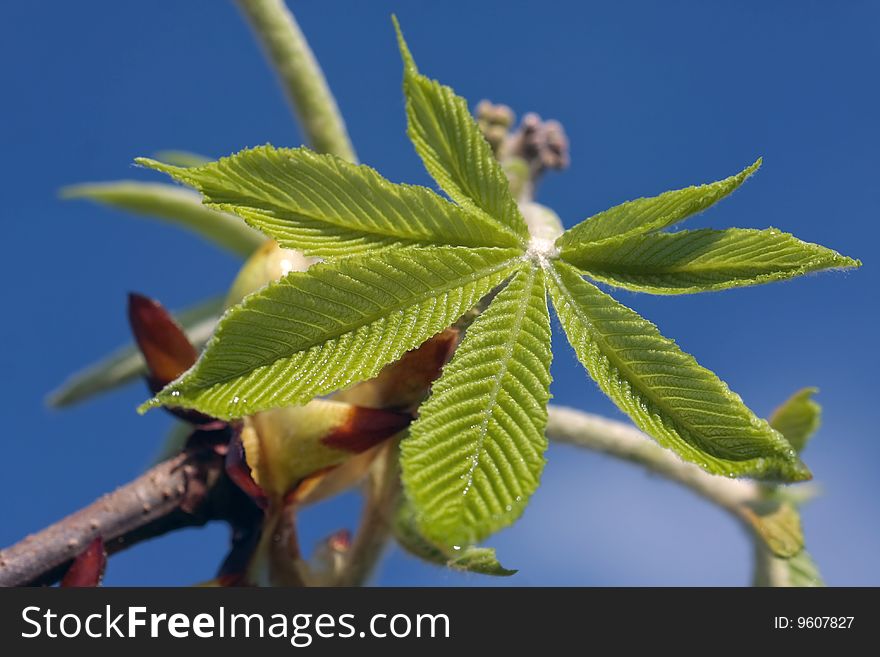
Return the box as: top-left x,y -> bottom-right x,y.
320,406 -> 412,453
129,293 -> 220,425
60,536 -> 107,587
327,529 -> 351,552
243,400 -> 410,501
128,293 -> 197,387
225,429 -> 269,510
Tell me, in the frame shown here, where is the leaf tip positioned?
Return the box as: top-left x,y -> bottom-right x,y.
58,184 -> 91,200
743,156 -> 762,179
44,388 -> 67,409
152,149 -> 210,168
391,15 -> 417,74
769,387 -> 822,454
135,157 -> 186,179
786,458 -> 813,483
451,561 -> 518,577
137,397 -> 162,415
446,547 -> 518,576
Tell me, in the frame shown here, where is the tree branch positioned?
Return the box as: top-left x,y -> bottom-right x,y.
0,404 -> 797,587
0,443 -> 252,587
545,405 -> 764,528
236,0 -> 358,163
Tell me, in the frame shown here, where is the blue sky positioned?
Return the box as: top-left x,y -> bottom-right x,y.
1,1 -> 877,585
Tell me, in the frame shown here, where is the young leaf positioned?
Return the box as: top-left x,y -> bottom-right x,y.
741,499 -> 804,558
142,246 -> 521,419
393,498 -> 516,576
401,265 -> 552,547
393,17 -> 529,242
557,159 -> 760,250
225,241 -> 317,308
564,228 -> 860,294
47,296 -> 223,408
783,550 -> 825,587
137,147 -> 520,259
547,261 -> 808,481
753,546 -> 824,587
769,388 -> 821,454
749,391 -> 824,586
61,182 -> 265,258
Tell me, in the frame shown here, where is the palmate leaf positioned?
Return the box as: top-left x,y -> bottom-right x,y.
137,147 -> 519,259
401,265 -> 552,546
141,246 -> 521,419
125,19 -> 855,562
557,159 -> 760,251
769,387 -> 821,453
393,17 -> 529,242
547,260 -> 808,481
565,228 -> 860,294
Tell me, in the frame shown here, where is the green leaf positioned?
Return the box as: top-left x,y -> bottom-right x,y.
769,388 -> 822,454
402,265 -> 552,546
447,548 -> 516,576
784,550 -> 825,587
47,296 -> 223,408
754,545 -> 825,587
742,499 -> 804,558
564,228 -> 860,294
153,150 -> 211,168
393,498 -> 516,576
61,182 -> 265,258
142,246 -> 521,419
137,147 -> 519,260
752,390 -> 824,585
557,159 -> 760,250
393,17 -> 528,242
547,261 -> 808,481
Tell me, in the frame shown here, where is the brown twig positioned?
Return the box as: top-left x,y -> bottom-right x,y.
0,443 -> 256,587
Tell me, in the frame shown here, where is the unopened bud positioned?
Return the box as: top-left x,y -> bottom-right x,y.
507,112 -> 570,178
476,100 -> 516,154
225,240 -> 316,308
